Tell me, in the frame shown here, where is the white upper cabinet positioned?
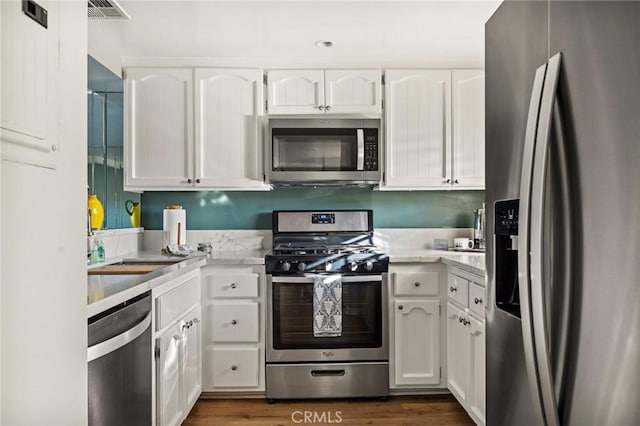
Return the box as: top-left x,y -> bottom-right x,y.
383,69 -> 485,190
452,70 -> 485,189
267,69 -> 382,115
383,70 -> 452,189
125,68 -> 193,189
194,68 -> 265,188
267,70 -> 324,114
324,70 -> 382,114
1,0 -> 59,168
125,67 -> 268,191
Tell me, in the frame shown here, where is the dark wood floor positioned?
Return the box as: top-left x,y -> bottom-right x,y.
183,395 -> 473,425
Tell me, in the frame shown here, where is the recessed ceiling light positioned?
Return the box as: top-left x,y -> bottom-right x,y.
315,40 -> 334,48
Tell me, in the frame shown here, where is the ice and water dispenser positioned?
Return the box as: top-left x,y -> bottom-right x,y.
494,199 -> 521,317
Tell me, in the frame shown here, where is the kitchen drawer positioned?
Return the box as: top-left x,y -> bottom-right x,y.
394,272 -> 439,297
447,274 -> 469,308
468,281 -> 485,318
205,273 -> 259,299
210,347 -> 260,388
210,302 -> 259,343
156,274 -> 200,331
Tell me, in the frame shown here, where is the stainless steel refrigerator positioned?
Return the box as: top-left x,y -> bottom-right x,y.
485,1 -> 640,425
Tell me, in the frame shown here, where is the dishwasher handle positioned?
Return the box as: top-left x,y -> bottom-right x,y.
88,312 -> 152,362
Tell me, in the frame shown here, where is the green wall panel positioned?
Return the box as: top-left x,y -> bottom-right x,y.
140,188 -> 484,230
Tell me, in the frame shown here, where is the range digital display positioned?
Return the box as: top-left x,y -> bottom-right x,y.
311,213 -> 335,224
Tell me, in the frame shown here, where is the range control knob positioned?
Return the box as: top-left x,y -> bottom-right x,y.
281,261 -> 291,272
297,262 -> 307,272
325,261 -> 333,271
365,260 -> 374,271
349,262 -> 358,272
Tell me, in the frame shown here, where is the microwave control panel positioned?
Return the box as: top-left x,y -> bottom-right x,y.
364,129 -> 378,171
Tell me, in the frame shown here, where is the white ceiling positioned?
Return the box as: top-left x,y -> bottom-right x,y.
97,1 -> 502,68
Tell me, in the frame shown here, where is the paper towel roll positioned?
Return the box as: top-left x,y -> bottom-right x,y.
163,207 -> 187,245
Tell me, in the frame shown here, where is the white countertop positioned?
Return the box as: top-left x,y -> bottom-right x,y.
388,249 -> 485,277
87,250 -> 267,318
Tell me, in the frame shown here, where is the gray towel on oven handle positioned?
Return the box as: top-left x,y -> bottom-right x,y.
312,274 -> 342,337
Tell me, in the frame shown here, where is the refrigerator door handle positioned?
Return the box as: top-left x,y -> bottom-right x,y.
530,52 -> 563,426
518,62 -> 548,426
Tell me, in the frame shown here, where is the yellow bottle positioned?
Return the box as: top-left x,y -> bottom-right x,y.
125,200 -> 141,228
88,194 -> 104,230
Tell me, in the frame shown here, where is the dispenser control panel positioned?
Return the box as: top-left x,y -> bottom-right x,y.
495,199 -> 519,235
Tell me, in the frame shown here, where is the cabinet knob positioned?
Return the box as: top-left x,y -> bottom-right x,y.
318,105 -> 325,111
231,365 -> 238,371
230,283 -> 237,289
231,320 -> 238,325
324,105 -> 331,111
450,286 -> 457,292
454,179 -> 459,184
414,282 -> 421,287
474,297 -> 483,305
398,305 -> 404,310
445,178 -> 451,184
195,178 -> 201,184
187,178 -> 193,184
459,316 -> 464,323
464,319 -> 470,326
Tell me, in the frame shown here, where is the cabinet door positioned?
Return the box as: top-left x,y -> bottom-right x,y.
267,70 -> 324,114
384,70 -> 452,189
125,68 -> 193,189
452,70 -> 485,189
324,69 -> 382,114
157,323 -> 185,426
468,315 -> 486,426
446,302 -> 469,403
182,306 -> 202,415
1,0 -> 59,168
194,68 -> 267,189
393,300 -> 441,386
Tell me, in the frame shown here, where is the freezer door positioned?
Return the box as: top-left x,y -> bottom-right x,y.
485,2 -> 549,425
547,2 -> 640,424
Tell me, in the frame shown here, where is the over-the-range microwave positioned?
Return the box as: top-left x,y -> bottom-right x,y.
266,118 -> 382,186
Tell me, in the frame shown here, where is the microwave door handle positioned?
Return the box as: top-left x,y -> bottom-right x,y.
356,129 -> 365,170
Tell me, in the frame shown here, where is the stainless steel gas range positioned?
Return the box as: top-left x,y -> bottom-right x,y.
265,210 -> 390,401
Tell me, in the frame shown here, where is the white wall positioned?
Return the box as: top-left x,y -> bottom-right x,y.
88,19 -> 123,77
1,1 -> 87,424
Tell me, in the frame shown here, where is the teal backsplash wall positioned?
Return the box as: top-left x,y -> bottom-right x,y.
140,188 -> 485,230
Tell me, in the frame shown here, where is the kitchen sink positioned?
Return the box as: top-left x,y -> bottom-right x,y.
88,258 -> 183,275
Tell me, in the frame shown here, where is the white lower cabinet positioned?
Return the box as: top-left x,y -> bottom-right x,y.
201,265 -> 265,392
394,300 -> 440,386
446,268 -> 486,426
389,263 -> 446,390
153,269 -> 202,426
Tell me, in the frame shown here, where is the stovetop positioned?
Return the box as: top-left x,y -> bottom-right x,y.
266,209 -> 388,275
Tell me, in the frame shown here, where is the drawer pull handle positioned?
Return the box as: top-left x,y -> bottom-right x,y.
463,319 -> 470,326
474,297 -> 483,304
230,283 -> 237,289
231,365 -> 238,371
231,320 -> 238,325
450,286 -> 457,292
311,369 -> 345,377
459,317 -> 464,323
398,305 -> 404,310
414,282 -> 421,287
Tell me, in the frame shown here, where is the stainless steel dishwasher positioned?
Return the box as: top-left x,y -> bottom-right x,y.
88,291 -> 152,425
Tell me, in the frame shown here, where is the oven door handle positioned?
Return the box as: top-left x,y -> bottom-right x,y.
270,275 -> 382,283
356,128 -> 365,170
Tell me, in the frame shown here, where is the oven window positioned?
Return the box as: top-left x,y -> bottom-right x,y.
272,129 -> 358,171
272,280 -> 382,349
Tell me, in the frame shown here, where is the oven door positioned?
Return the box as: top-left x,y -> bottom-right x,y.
267,274 -> 388,363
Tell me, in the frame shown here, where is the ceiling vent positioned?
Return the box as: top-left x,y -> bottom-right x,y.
88,0 -> 130,19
